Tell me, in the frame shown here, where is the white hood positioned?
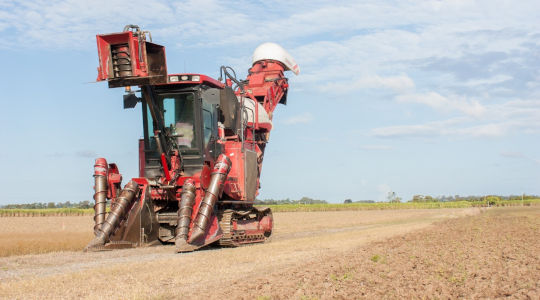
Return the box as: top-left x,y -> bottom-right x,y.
252,42 -> 299,75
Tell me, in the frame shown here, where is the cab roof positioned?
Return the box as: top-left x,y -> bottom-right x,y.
156,73 -> 224,89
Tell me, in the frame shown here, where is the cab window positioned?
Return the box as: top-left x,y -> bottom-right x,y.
202,109 -> 212,145
147,92 -> 197,150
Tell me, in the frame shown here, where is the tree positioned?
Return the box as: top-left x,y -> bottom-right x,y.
412,195 -> 425,202
485,196 -> 500,206
387,192 -> 401,203
344,199 -> 352,204
299,197 -> 312,204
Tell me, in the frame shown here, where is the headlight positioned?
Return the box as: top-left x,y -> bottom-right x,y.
181,75 -> 189,81
169,75 -> 179,82
191,75 -> 200,81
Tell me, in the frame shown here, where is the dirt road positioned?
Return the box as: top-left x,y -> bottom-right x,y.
1,207 -> 533,299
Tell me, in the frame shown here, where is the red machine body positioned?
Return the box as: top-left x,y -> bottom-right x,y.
85,25 -> 298,252
96,25 -> 167,88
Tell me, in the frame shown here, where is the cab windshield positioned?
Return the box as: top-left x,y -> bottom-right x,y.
147,92 -> 197,151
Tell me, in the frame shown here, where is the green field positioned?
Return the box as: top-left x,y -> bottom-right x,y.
1,199 -> 538,216
0,208 -> 93,217
265,199 -> 540,212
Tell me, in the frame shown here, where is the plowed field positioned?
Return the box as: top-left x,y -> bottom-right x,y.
0,207 -> 538,299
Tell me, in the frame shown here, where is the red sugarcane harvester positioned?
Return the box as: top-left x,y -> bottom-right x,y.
84,25 -> 299,252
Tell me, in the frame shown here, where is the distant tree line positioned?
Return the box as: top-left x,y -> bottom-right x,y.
2,194 -> 537,209
1,200 -> 93,209
343,193 -> 538,204
255,196 -> 327,205
409,194 -> 538,203
344,199 -> 375,204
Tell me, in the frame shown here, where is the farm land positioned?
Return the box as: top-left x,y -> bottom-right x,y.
0,205 -> 538,298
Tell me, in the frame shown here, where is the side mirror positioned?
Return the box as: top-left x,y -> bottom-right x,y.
123,92 -> 141,109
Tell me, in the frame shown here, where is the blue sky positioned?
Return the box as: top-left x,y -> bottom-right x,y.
1,0 -> 540,204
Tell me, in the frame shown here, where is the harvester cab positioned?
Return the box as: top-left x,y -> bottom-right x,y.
85,25 -> 298,252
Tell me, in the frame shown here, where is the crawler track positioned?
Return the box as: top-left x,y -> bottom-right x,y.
218,207 -> 272,247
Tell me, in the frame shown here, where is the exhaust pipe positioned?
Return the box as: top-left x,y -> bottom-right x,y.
93,158 -> 108,234
85,180 -> 139,251
189,154 -> 231,243
175,179 -> 196,242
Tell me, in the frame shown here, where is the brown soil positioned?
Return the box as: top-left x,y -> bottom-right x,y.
1,207 -> 537,299
197,207 -> 539,300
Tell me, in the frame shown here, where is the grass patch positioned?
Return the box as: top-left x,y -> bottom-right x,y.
371,254 -> 381,263
330,273 -> 352,281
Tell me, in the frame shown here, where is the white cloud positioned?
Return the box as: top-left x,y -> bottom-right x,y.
370,117 -> 508,138
321,74 -> 415,93
464,75 -> 512,87
2,0 -> 538,53
2,0 -> 540,140
371,122 -> 443,138
282,112 -> 314,125
0,0 -> 175,48
455,123 -> 507,137
371,96 -> 540,138
395,92 -> 487,117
